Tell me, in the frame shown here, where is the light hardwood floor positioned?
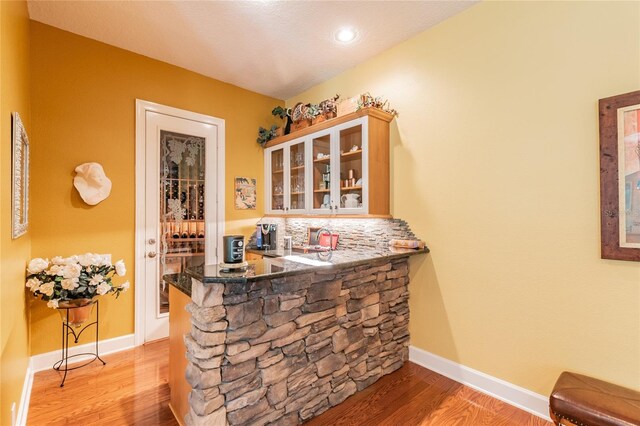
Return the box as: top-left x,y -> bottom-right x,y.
307,362 -> 552,426
28,339 -> 177,426
28,339 -> 551,425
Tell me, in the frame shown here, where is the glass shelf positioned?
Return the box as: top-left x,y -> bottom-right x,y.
313,134 -> 332,210
271,148 -> 285,210
289,141 -> 306,211
341,149 -> 362,159
339,124 -> 364,209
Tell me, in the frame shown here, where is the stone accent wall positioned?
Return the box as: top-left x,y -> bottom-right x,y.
185,257 -> 411,425
249,218 -> 416,251
285,218 -> 416,251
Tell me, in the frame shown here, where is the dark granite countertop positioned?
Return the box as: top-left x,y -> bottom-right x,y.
164,273 -> 192,296
245,247 -> 287,258
176,247 -> 428,288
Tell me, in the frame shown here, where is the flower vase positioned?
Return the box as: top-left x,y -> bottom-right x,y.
57,298 -> 97,328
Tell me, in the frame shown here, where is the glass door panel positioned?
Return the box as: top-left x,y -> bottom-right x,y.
338,124 -> 363,210
160,130 -> 205,314
288,141 -> 306,211
312,134 -> 332,211
271,148 -> 285,211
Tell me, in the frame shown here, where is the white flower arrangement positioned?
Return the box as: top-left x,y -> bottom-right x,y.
26,253 -> 129,308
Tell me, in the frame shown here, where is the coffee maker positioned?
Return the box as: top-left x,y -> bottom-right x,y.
256,223 -> 277,250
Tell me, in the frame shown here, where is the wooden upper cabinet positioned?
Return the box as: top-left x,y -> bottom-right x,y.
264,107 -> 393,217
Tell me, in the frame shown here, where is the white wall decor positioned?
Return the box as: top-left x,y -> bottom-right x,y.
12,112 -> 29,239
73,162 -> 112,205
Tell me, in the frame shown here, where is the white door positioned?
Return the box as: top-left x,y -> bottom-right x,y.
141,106 -> 223,343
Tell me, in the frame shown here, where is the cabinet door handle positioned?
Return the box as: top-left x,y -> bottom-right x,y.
148,251 -> 157,258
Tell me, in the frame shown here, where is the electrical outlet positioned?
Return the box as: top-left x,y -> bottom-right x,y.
11,402 -> 16,426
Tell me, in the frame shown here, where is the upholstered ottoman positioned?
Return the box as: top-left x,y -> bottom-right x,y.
550,371 -> 640,426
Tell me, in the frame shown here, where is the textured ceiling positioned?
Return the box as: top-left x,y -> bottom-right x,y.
28,1 -> 477,99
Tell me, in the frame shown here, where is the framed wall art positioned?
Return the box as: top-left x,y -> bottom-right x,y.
234,177 -> 256,210
12,112 -> 29,239
599,90 -> 640,261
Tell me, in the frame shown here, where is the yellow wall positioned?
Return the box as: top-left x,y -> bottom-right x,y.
288,1 -> 640,395
29,22 -> 278,355
0,0 -> 32,423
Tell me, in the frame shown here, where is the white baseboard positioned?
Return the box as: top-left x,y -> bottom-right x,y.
409,346 -> 551,421
16,360 -> 34,426
18,334 -> 136,426
30,333 -> 136,373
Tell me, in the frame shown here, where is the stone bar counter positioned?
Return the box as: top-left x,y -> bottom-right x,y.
166,247 -> 428,426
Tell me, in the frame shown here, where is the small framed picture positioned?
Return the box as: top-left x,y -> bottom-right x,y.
235,177 -> 256,210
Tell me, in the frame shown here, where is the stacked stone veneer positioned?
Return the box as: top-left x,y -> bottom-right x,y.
285,218 -> 416,251
184,257 -> 411,425
249,218 -> 417,252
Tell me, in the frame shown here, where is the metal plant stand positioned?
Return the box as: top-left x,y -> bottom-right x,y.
53,300 -> 106,387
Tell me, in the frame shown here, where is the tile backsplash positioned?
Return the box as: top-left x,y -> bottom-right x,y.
249,217 -> 418,252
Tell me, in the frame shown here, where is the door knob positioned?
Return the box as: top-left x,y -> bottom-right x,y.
148,251 -> 157,258
148,238 -> 156,245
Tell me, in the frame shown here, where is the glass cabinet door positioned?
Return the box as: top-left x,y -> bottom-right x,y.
160,131 -> 206,314
338,123 -> 365,212
270,148 -> 285,212
288,141 -> 306,212
312,133 -> 332,211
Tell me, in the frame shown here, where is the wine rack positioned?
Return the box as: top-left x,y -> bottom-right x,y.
159,131 -> 207,313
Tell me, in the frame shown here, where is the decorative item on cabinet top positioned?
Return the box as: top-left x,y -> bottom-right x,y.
264,106 -> 395,149
257,96 -> 341,147
73,162 -> 112,206
272,106 -> 292,135
257,125 -> 279,147
357,92 -> 398,117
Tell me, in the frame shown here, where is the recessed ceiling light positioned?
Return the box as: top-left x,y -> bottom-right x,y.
335,28 -> 358,44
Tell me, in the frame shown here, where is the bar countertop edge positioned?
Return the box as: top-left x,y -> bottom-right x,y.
165,247 -> 429,297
